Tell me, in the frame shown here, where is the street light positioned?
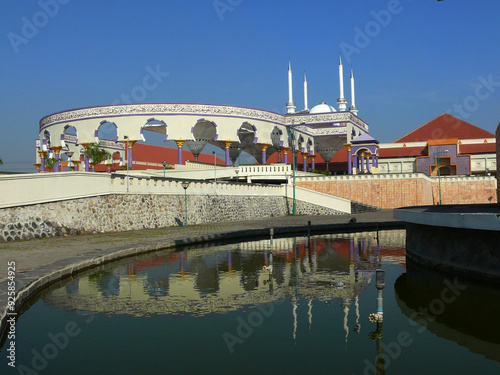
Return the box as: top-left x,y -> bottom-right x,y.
212,151 -> 217,194
66,151 -> 74,171
235,168 -> 240,182
286,120 -> 298,216
436,149 -> 449,205
124,136 -> 129,193
162,161 -> 167,178
181,181 -> 189,226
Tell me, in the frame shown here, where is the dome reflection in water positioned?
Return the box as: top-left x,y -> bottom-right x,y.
2,230 -> 500,374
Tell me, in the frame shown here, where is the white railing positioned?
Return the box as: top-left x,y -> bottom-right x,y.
284,185 -> 351,214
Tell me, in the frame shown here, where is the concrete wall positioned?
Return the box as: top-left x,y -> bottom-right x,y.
0,173 -> 350,242
405,222 -> 500,281
296,173 -> 497,209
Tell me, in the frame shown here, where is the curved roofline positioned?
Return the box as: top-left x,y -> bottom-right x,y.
39,102 -> 284,127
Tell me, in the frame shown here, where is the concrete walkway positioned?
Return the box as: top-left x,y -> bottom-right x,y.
0,210 -> 402,338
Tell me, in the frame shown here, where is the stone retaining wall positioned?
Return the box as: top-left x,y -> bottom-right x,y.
0,194 -> 345,241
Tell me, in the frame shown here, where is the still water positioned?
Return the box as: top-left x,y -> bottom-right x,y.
2,230 -> 500,374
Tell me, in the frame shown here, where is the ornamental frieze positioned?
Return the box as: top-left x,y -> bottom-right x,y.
40,103 -> 286,128
294,125 -> 347,136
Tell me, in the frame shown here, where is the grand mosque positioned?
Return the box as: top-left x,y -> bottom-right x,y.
35,59 -> 496,178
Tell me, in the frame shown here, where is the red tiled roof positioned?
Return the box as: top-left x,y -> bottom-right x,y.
379,146 -> 426,158
459,143 -> 496,154
395,113 -> 495,143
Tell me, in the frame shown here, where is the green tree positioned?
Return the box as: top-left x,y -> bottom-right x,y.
45,156 -> 57,171
0,157 -> 3,165
83,143 -> 111,171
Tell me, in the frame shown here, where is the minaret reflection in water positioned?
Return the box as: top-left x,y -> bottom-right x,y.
42,232 -> 391,340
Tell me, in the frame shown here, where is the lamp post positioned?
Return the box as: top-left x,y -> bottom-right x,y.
66,151 -> 74,171
235,168 -> 240,182
212,151 -> 217,194
289,121 -> 297,216
436,149 -> 449,205
181,181 -> 189,226
124,136 -> 129,193
162,161 -> 167,178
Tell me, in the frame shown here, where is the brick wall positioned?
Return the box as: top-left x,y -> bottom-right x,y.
296,175 -> 497,209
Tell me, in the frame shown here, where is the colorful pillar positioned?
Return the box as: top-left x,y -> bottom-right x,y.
38,151 -> 46,173
345,143 -> 352,174
302,152 -> 309,172
72,160 -> 81,172
281,146 -> 291,164
366,154 -> 370,172
258,143 -> 271,164
221,141 -> 233,166
360,153 -> 365,173
127,140 -> 137,169
294,150 -> 300,167
174,139 -> 185,165
34,163 -> 41,173
310,154 -> 317,170
51,146 -> 62,172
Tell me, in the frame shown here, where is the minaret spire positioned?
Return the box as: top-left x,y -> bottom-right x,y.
337,56 -> 347,111
286,60 -> 296,114
350,68 -> 358,116
303,71 -> 309,111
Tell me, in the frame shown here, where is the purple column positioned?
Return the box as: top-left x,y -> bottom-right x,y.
39,153 -> 45,173
283,148 -> 289,164
225,147 -> 230,166
262,149 -> 267,165
303,155 -> 307,172
311,156 -> 315,170
375,155 -> 379,168
347,149 -> 352,174
54,153 -> 60,172
177,146 -> 183,165
366,156 -> 370,172
360,155 -> 364,172
85,156 -> 90,172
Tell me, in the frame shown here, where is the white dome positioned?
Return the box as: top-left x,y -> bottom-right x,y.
309,102 -> 336,114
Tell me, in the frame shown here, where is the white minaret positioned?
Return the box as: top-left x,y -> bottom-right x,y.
286,61 -> 296,114
337,56 -> 348,111
350,68 -> 358,116
303,72 -> 309,111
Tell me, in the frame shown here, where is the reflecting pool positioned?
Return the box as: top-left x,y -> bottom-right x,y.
2,230 -> 500,374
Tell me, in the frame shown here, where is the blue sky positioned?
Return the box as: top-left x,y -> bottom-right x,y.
1,0 -> 499,171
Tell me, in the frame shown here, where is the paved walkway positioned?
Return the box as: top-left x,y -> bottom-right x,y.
0,210 -> 402,338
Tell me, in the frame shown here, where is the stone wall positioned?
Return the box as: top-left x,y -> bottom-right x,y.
0,193 -> 345,242
297,175 -> 497,209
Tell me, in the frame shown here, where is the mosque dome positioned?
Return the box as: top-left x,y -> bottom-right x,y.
309,102 -> 336,114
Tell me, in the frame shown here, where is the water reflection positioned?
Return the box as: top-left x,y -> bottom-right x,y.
395,260 -> 500,362
44,231 -> 406,324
